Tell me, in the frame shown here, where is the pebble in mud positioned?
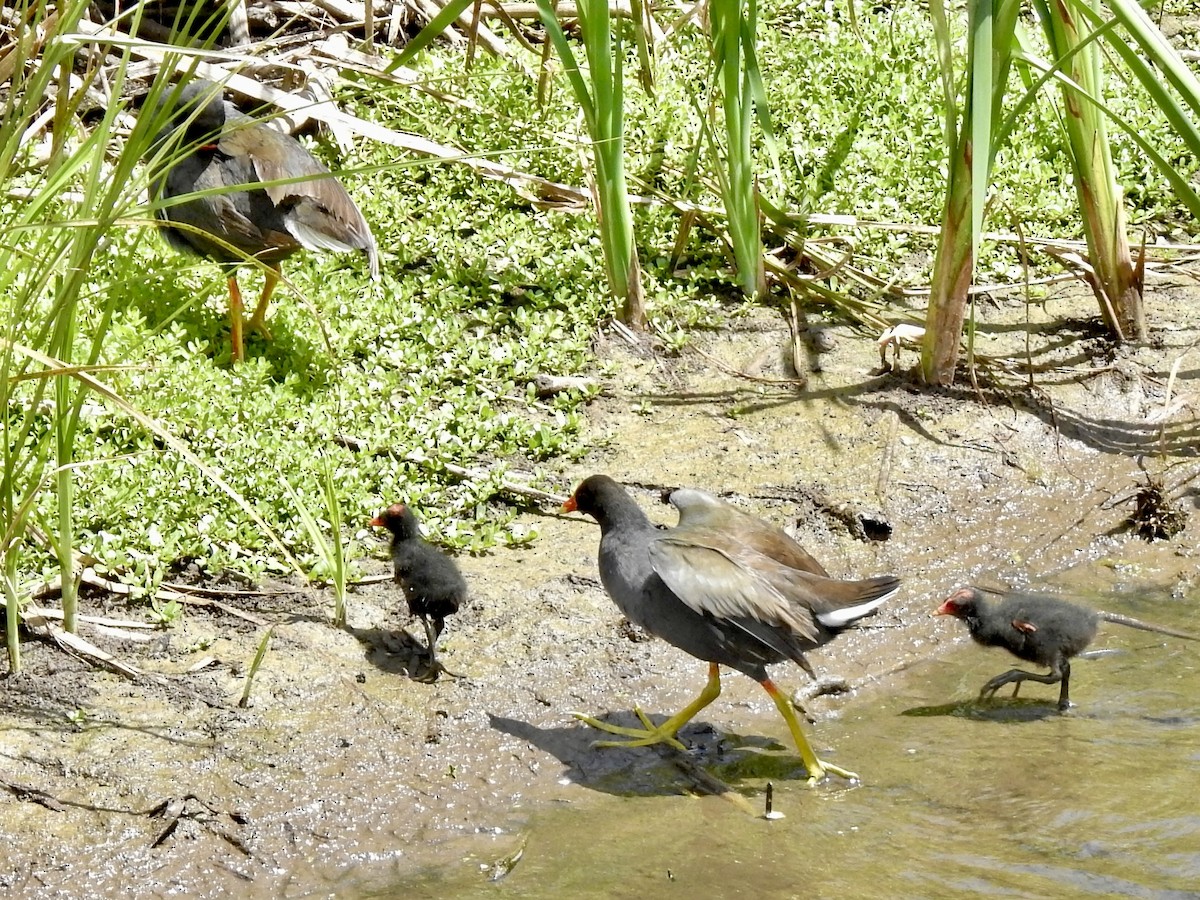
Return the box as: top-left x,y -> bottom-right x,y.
808,327 -> 837,352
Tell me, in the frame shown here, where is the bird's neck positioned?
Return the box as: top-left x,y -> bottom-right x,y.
594,496 -> 652,535
966,613 -> 1010,645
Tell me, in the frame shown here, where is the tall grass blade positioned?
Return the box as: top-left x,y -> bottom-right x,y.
1034,0 -> 1143,340
536,0 -> 645,325
281,457 -> 349,627
239,625 -> 275,708
921,0 -> 1020,385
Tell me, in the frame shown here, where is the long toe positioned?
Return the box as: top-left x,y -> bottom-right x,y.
411,662 -> 441,684
570,711 -> 689,752
431,660 -> 468,681
246,317 -> 273,341
804,758 -> 859,787
411,647 -> 465,683
980,673 -> 1012,698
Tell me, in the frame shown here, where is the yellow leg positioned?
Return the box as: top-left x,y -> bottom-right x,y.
227,276 -> 245,363
762,678 -> 858,786
246,267 -> 278,339
573,662 -> 722,752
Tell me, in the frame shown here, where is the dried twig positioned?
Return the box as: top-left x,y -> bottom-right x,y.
533,373 -> 599,396
875,409 -> 899,503
683,339 -> 808,388
0,779 -> 67,812
21,607 -> 168,684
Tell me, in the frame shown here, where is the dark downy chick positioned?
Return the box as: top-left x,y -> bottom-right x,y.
370,503 -> 467,682
936,586 -> 1200,710
936,587 -> 1102,710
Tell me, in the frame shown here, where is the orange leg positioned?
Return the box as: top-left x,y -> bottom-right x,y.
227,276 -> 245,363
246,266 -> 279,340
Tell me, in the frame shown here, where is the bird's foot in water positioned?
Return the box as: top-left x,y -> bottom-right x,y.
802,758 -> 859,787
979,673 -> 1015,702
570,707 -> 688,752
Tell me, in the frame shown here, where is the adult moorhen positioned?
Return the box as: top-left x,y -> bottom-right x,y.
149,80 -> 379,362
564,474 -> 901,784
936,586 -> 1200,710
371,502 -> 467,683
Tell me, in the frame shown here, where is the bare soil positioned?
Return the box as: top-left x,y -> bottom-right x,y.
3,284 -> 1200,897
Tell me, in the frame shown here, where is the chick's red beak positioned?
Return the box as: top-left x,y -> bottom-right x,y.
368,515 -> 384,527
933,599 -> 956,617
561,494 -> 578,514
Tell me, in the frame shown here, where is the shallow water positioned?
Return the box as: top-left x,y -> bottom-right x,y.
356,589 -> 1200,899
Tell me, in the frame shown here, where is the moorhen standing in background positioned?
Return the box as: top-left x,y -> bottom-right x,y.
148,80 -> 379,362
564,474 -> 901,784
371,503 -> 467,683
936,586 -> 1200,710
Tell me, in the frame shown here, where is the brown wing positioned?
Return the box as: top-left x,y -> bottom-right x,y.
649,533 -> 821,642
221,121 -> 379,274
668,488 -> 830,577
651,524 -> 897,639
155,148 -> 283,260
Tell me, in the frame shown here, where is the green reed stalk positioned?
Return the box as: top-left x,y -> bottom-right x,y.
707,0 -> 770,299
1034,0 -> 1143,341
921,0 -> 1019,385
536,0 -> 646,327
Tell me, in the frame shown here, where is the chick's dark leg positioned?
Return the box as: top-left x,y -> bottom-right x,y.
412,615 -> 463,683
1056,661 -> 1072,710
980,662 -> 1066,706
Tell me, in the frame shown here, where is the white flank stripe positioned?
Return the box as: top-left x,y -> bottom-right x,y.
815,587 -> 899,628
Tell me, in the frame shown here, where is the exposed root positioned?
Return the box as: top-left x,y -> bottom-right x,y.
1128,474 -> 1187,541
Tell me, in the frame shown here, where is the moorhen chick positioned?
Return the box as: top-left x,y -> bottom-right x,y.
564,474 -> 901,784
936,586 -> 1200,710
371,503 -> 467,683
149,80 -> 379,362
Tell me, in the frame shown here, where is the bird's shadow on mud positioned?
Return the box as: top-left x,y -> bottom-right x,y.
111,266 -> 334,389
489,712 -> 812,799
899,698 -> 1064,722
344,623 -> 434,680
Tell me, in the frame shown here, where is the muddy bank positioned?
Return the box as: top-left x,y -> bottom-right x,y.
2,288 -> 1199,897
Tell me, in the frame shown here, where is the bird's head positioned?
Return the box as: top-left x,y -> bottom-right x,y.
934,587 -> 982,619
369,502 -> 420,539
562,474 -> 625,522
150,81 -> 228,139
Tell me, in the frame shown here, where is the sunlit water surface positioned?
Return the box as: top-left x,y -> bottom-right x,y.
355,591 -> 1200,899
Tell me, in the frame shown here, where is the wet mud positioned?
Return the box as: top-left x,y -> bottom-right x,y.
3,287 -> 1200,897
